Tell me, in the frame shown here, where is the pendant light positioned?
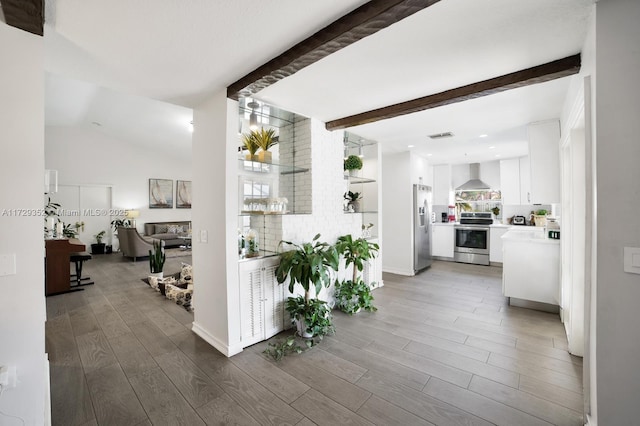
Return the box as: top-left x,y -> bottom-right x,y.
247,101 -> 260,131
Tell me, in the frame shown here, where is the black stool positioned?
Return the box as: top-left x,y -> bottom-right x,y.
70,252 -> 94,288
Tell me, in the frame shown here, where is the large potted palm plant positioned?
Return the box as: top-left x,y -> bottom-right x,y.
275,234 -> 339,338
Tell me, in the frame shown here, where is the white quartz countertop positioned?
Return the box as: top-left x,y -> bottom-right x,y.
431,222 -> 537,229
502,228 -> 560,244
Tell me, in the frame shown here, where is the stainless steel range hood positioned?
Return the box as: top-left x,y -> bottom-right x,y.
456,163 -> 491,191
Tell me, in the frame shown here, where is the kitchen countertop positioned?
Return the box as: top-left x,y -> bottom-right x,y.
431,222 -> 538,229
502,227 -> 560,244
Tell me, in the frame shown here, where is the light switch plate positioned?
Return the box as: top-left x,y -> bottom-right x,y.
623,247 -> 640,274
200,230 -> 208,243
0,254 -> 16,277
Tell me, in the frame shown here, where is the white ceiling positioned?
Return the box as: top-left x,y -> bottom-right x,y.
43,0 -> 595,165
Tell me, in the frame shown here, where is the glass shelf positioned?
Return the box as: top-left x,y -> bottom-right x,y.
344,210 -> 378,214
238,249 -> 278,262
345,175 -> 376,184
238,159 -> 309,175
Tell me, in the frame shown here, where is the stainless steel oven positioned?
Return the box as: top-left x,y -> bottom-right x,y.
454,212 -> 492,266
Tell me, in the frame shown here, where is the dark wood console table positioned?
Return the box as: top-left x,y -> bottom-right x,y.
45,238 -> 85,296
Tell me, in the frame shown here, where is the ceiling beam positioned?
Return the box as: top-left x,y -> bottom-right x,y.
325,54 -> 582,131
227,0 -> 440,100
1,0 -> 44,36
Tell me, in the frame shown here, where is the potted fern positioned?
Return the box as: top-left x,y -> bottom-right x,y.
149,240 -> 166,279
275,234 -> 339,338
334,234 -> 379,314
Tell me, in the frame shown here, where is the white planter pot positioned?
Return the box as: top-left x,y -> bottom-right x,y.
295,318 -> 313,338
149,272 -> 163,280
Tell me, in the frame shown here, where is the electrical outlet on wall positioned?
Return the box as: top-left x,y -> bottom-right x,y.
0,365 -> 17,389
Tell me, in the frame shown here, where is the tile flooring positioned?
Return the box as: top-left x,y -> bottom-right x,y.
46,253 -> 583,425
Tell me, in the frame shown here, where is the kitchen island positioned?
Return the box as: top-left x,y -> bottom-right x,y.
501,227 -> 560,312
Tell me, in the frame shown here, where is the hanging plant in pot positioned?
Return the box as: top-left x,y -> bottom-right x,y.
343,154 -> 363,177
334,233 -> 379,315
275,234 -> 339,339
148,240 -> 166,279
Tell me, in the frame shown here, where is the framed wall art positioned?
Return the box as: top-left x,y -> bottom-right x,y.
149,178 -> 173,208
176,180 -> 192,208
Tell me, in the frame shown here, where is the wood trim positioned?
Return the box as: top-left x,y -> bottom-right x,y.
1,0 -> 44,36
326,54 -> 582,130
227,0 -> 440,100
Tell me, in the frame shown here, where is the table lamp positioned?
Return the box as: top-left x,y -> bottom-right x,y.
125,210 -> 140,228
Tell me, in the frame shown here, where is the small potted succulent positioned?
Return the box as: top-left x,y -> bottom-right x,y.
343,154 -> 363,177
252,127 -> 278,163
241,131 -> 260,161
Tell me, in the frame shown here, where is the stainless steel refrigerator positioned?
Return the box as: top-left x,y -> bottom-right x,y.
413,184 -> 433,273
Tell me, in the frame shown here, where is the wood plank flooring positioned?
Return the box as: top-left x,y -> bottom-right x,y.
47,254 -> 583,425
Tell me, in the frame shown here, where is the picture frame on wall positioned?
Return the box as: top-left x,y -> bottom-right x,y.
149,178 -> 173,208
176,180 -> 192,209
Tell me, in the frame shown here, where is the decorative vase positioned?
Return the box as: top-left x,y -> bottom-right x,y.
257,150 -> 272,163
350,200 -> 360,213
245,153 -> 258,161
348,169 -> 359,177
149,271 -> 163,279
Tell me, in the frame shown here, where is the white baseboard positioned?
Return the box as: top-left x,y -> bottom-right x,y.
585,413 -> 596,426
382,266 -> 415,276
45,355 -> 51,426
191,322 -> 243,357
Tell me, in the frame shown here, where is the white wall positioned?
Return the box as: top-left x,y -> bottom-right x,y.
191,91 -> 241,356
0,23 -> 47,425
46,126 -> 192,237
594,1 -> 640,424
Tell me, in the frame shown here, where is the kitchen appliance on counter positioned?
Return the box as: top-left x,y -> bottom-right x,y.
513,215 -> 526,225
454,212 -> 492,266
413,184 -> 433,273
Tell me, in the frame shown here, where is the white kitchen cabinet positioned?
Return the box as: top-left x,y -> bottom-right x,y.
432,164 -> 452,205
502,229 -> 560,307
239,256 -> 285,348
431,224 -> 454,258
499,156 -> 531,205
528,120 -> 561,204
489,226 -> 509,263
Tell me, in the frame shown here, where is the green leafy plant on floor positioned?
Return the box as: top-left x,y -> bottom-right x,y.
275,234 -> 339,344
262,335 -> 310,362
149,240 -> 166,273
334,233 -> 380,315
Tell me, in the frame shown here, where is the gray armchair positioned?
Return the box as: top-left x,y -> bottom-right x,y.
117,227 -> 163,261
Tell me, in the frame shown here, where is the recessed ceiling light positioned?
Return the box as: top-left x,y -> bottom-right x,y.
495,154 -> 501,158
489,146 -> 495,149
479,134 -> 488,138
407,145 -> 414,148
427,153 -> 433,157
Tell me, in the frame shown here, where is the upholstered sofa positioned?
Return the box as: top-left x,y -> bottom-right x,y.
143,221 -> 191,248
117,227 -> 164,261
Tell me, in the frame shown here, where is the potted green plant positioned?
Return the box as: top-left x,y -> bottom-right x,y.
334,234 -> 379,314
91,230 -> 106,254
149,240 -> 165,279
110,217 -> 131,232
241,130 -> 261,162
344,191 -> 362,212
275,234 -> 339,339
344,154 -> 363,177
63,221 -> 85,239
251,127 -> 278,163
534,209 -> 548,227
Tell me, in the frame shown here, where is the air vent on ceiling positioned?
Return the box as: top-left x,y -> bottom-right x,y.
428,132 -> 454,139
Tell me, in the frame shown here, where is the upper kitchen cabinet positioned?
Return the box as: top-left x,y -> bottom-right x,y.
500,156 -> 531,205
432,164 -> 452,205
528,120 -> 561,204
